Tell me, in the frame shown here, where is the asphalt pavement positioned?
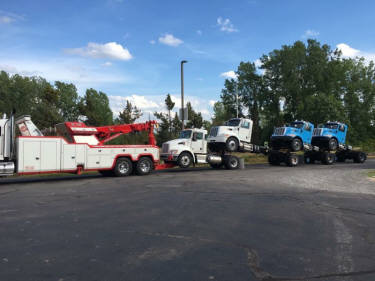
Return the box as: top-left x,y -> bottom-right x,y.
1,160 -> 375,281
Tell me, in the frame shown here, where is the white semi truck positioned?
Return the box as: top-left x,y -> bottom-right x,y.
160,118 -> 266,169
0,113 -> 161,177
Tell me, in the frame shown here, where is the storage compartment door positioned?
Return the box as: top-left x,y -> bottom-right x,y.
62,145 -> 76,170
23,141 -> 41,172
41,141 -> 59,171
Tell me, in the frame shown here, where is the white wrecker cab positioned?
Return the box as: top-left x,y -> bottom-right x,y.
161,128 -> 209,168
207,118 -> 255,152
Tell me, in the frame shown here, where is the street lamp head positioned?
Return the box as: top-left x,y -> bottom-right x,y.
181,60 -> 188,64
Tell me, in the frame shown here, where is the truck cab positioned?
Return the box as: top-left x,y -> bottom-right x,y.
161,128 -> 208,168
312,122 -> 347,151
270,121 -> 314,152
207,118 -> 253,152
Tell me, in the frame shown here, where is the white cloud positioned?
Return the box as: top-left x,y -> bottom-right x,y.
102,61 -> 112,67
109,94 -> 214,121
336,43 -> 375,62
209,100 -> 217,107
149,40 -> 156,45
302,29 -> 319,38
65,42 -> 133,61
0,11 -> 23,24
220,70 -> 237,79
158,33 -> 183,47
254,59 -> 262,68
217,17 -> 238,33
197,30 -> 202,36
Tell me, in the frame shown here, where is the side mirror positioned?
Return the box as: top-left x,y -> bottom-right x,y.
192,134 -> 197,141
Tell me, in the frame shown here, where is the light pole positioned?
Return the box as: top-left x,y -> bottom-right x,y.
181,60 -> 188,130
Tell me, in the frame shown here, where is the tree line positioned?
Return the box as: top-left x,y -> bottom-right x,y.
214,39 -> 375,149
1,39 -> 374,149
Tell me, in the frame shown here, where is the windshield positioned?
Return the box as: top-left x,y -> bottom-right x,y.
178,130 -> 192,139
324,123 -> 338,129
224,119 -> 241,126
287,122 -> 304,129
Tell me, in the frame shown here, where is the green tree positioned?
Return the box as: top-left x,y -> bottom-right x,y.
117,100 -> 142,124
79,88 -> 113,126
55,81 -> 80,122
165,94 -> 175,132
186,102 -> 203,128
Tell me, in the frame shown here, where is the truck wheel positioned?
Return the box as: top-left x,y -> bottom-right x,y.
287,154 -> 299,167
224,155 -> 240,170
328,138 -> 338,151
114,157 -> 133,177
226,137 -> 239,152
322,151 -> 335,165
354,152 -> 366,163
268,153 -> 280,166
136,157 -> 154,175
178,152 -> 193,168
291,138 -> 302,152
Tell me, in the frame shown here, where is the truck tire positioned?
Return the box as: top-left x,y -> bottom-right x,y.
291,138 -> 302,152
224,155 -> 240,170
321,151 -> 335,165
178,152 -> 193,168
136,157 -> 154,175
353,152 -> 366,163
226,137 -> 239,152
287,154 -> 299,167
114,157 -> 133,177
268,153 -> 280,166
328,138 -> 338,151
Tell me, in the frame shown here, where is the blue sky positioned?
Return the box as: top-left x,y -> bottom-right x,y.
1,0 -> 375,120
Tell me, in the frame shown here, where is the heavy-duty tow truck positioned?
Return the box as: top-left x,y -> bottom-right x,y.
0,112 -> 169,177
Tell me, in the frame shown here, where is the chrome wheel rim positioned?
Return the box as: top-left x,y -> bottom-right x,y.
230,158 -> 238,167
119,162 -> 130,174
228,140 -> 236,150
139,160 -> 151,173
291,157 -> 298,165
181,155 -> 190,166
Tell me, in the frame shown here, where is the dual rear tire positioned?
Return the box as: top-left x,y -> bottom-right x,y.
102,157 -> 154,177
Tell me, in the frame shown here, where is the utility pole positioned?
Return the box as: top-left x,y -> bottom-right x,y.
181,60 -> 187,130
236,84 -> 239,118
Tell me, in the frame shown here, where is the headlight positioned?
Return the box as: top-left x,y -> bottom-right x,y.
170,150 -> 178,154
287,134 -> 296,137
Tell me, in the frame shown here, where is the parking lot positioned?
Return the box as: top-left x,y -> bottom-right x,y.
1,160 -> 375,281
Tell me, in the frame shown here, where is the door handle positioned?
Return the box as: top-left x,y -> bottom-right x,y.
71,156 -> 75,159
35,157 -> 40,160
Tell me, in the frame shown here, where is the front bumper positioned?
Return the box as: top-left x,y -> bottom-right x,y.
160,154 -> 178,162
270,136 -> 293,149
311,136 -> 330,148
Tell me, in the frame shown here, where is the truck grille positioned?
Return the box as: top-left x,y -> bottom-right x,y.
273,127 -> 285,136
209,127 -> 218,137
162,143 -> 169,153
313,128 -> 322,136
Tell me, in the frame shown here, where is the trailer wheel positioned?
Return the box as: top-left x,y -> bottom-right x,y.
354,152 -> 366,163
226,137 -> 239,152
136,157 -> 154,175
328,138 -> 338,151
268,153 -> 280,166
291,138 -> 302,152
287,154 -> 299,167
178,152 -> 193,168
304,155 -> 314,164
114,157 -> 133,177
224,155 -> 240,170
322,151 -> 335,165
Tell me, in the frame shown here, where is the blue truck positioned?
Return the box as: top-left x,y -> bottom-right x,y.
268,121 -> 314,166
305,121 -> 367,164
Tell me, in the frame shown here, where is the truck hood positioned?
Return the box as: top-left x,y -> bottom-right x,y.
161,139 -> 191,153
